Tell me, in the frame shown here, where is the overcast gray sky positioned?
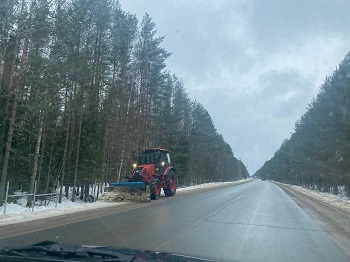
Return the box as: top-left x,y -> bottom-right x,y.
119,0 -> 350,175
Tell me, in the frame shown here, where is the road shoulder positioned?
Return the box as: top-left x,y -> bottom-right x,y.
275,182 -> 350,258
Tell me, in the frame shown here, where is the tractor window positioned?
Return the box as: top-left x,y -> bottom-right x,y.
139,151 -> 170,165
157,152 -> 170,164
140,152 -> 158,165
166,153 -> 171,164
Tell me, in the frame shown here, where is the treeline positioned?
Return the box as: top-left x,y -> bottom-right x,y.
255,52 -> 350,197
0,0 -> 248,205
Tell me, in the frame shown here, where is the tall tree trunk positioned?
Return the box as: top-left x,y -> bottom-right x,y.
117,91 -> 131,182
37,117 -> 47,194
84,182 -> 89,202
0,0 -> 25,167
0,1 -> 32,206
67,82 -> 77,192
72,89 -> 83,202
27,111 -> 44,207
59,91 -> 71,203
102,119 -> 110,183
45,133 -> 55,194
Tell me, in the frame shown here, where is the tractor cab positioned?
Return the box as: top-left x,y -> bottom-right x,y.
136,148 -> 172,168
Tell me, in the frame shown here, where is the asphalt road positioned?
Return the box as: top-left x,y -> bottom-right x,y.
1,180 -> 349,262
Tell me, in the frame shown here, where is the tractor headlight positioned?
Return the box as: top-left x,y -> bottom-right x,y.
132,163 -> 137,168
161,161 -> 165,166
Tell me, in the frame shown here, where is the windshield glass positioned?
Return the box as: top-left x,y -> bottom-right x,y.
0,1 -> 350,262
139,152 -> 159,165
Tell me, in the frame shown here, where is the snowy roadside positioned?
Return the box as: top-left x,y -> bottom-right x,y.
274,181 -> 350,211
290,184 -> 350,210
0,179 -> 252,226
0,200 -> 126,227
176,179 -> 253,194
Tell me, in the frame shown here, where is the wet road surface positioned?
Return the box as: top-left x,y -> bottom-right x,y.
0,180 -> 349,262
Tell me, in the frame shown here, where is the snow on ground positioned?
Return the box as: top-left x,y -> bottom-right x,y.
176,179 -> 250,192
282,183 -> 350,211
0,198 -> 125,227
0,179 -> 251,226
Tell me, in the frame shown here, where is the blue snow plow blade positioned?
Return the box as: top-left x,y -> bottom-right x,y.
110,182 -> 145,189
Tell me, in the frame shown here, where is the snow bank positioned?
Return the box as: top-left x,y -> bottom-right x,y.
0,200 -> 125,226
290,185 -> 350,210
176,180 -> 250,192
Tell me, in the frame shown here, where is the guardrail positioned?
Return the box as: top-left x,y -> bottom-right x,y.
3,181 -> 59,215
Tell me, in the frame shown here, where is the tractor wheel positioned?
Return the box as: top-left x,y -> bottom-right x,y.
164,170 -> 176,196
150,177 -> 161,200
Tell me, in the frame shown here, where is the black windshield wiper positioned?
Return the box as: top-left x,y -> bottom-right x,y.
0,241 -> 216,262
0,241 -> 136,262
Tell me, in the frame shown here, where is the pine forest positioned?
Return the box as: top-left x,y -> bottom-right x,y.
255,53 -> 350,197
0,0 -> 249,206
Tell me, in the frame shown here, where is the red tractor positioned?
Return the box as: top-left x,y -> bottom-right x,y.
107,148 -> 177,201
128,148 -> 177,199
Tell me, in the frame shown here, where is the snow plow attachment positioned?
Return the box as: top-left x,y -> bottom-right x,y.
99,182 -> 150,203
110,182 -> 145,188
